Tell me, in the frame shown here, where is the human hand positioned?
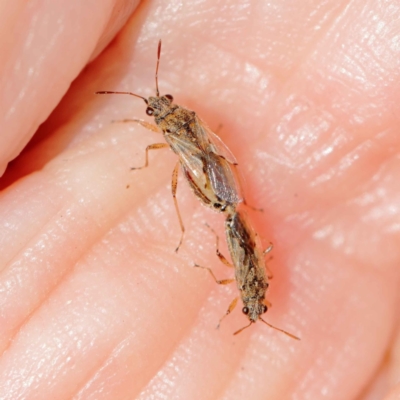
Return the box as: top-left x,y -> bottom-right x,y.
1,1 -> 399,399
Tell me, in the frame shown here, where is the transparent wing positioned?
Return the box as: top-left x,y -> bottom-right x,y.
166,117 -> 243,207
195,116 -> 238,165
167,134 -> 206,181
168,132 -> 243,209
228,211 -> 262,285
206,152 -> 243,205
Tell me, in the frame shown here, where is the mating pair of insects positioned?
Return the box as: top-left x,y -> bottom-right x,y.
97,41 -> 299,340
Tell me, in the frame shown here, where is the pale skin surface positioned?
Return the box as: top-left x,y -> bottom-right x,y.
1,0 -> 400,399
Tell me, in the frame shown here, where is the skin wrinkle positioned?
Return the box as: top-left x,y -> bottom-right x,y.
67,202 -> 221,399
272,4 -> 400,177
0,178 -> 56,270
72,268 -> 205,399
291,277 -> 393,399
75,289 -> 200,400
0,207 -> 104,358
0,140 -> 177,358
135,289 -> 246,400
71,334 -> 132,399
274,0 -> 352,81
309,134 -> 389,188
264,112 -> 399,220
181,0 -> 347,124
6,255 -> 126,398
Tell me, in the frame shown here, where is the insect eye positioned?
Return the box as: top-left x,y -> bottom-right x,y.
242,307 -> 249,315
165,94 -> 173,102
146,107 -> 154,116
262,305 -> 268,314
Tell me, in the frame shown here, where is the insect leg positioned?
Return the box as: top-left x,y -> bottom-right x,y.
263,242 -> 274,279
131,143 -> 168,170
205,224 -> 233,268
263,242 -> 273,254
172,162 -> 185,253
265,265 -> 273,280
193,264 -> 234,285
243,198 -> 264,212
259,317 -> 301,340
233,321 -> 253,335
217,297 -> 239,329
113,118 -> 160,133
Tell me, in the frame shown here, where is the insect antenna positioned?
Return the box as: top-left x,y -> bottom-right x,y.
155,39 -> 162,97
95,91 -> 148,105
260,317 -> 300,340
233,321 -> 253,335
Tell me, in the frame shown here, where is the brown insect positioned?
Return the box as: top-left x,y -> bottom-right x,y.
96,40 -> 243,252
196,210 -> 300,339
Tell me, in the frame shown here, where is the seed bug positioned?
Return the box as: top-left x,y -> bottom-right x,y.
195,211 -> 300,339
96,40 -> 243,252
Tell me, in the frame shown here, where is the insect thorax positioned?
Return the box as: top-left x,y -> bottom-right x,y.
148,97 -> 196,137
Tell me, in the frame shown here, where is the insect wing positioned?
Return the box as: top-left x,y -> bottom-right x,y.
206,152 -> 243,206
226,211 -> 264,287
167,134 -> 205,178
181,158 -> 214,208
225,213 -> 248,287
195,116 -> 238,165
167,129 -> 242,208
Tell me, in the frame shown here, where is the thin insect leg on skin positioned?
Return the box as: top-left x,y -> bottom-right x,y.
242,199 -> 264,212
193,264 -> 234,286
112,118 -> 160,133
263,242 -> 274,279
171,161 -> 185,253
113,112 -> 186,249
192,261 -> 240,330
192,262 -> 238,330
113,117 -> 167,169
204,223 -> 233,268
263,242 -> 273,255
217,297 -> 239,329
110,110 -> 187,249
265,265 -> 273,280
193,224 -> 235,283
195,224 -> 240,329
131,143 -> 169,170
265,299 -> 272,308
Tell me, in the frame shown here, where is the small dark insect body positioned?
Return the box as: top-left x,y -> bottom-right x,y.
219,210 -> 299,339
226,211 -> 269,324
147,93 -> 242,215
